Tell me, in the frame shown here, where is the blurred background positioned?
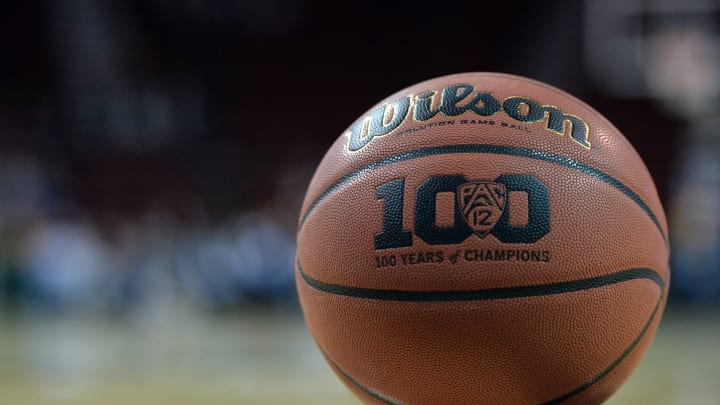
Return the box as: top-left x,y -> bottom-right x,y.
0,0 -> 718,403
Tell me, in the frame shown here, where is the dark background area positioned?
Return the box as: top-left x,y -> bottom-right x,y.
0,0 -> 684,218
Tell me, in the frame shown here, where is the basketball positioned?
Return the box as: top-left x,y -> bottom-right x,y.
295,73 -> 669,404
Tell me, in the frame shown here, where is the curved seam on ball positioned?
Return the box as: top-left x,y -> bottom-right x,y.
297,262 -> 664,301
301,262 -> 665,404
319,347 -> 401,405
541,290 -> 664,404
316,292 -> 664,405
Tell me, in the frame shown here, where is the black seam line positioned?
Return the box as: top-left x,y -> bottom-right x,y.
298,263 -> 664,302
305,264 -> 665,405
542,290 -> 665,404
317,292 -> 664,405
319,347 -> 401,405
297,144 -> 667,245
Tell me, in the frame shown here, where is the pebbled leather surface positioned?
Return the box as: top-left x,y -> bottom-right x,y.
295,72 -> 670,405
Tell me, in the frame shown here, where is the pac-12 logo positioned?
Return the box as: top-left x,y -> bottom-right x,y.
457,181 -> 506,238
375,174 -> 550,250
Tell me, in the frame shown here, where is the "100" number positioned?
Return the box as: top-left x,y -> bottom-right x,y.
375,175 -> 550,249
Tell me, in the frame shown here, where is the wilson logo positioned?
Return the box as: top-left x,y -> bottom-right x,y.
346,83 -> 591,152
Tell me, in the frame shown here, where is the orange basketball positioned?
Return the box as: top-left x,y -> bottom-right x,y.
295,73 -> 669,404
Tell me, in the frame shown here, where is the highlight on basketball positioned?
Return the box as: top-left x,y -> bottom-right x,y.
0,1 -> 718,404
